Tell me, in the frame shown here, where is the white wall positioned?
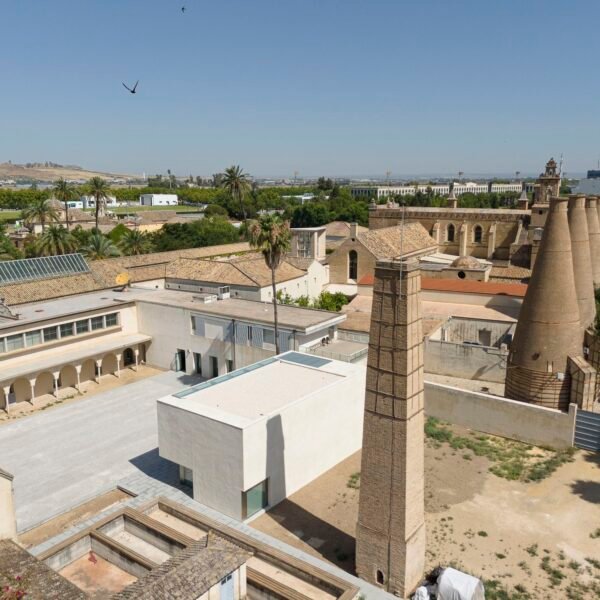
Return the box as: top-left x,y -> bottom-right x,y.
157,402 -> 244,520
0,473 -> 16,540
242,365 -> 366,516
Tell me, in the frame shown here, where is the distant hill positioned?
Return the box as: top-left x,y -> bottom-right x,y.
0,161 -> 137,182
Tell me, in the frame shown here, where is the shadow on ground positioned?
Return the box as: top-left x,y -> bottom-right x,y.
570,480 -> 600,504
260,498 -> 357,573
129,448 -> 192,497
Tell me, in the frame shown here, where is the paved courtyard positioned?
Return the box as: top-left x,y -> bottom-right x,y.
0,370 -> 201,531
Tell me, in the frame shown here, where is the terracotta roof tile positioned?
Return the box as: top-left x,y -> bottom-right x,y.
357,223 -> 437,260
421,278 -> 527,297
0,540 -> 86,600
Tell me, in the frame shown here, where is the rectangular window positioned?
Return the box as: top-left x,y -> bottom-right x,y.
6,334 -> 24,352
60,322 -> 74,338
76,319 -> 89,334
43,326 -> 58,342
105,313 -> 118,327
226,359 -> 234,373
91,316 -> 104,330
263,329 -> 275,345
0,338 -> 5,353
25,330 -> 42,347
243,479 -> 268,519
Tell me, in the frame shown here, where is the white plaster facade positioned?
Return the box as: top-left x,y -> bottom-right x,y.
157,353 -> 366,521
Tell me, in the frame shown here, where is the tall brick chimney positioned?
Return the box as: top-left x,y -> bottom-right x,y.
355,259 -> 425,597
588,196 -> 600,287
505,196 -> 583,411
568,195 -> 596,329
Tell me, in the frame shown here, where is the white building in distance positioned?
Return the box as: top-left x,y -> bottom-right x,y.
140,193 -> 179,206
158,351 -> 366,520
351,181 -> 524,199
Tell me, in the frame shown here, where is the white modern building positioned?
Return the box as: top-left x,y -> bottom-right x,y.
351,181 -> 524,199
80,195 -> 118,208
140,193 -> 179,206
158,352 -> 366,521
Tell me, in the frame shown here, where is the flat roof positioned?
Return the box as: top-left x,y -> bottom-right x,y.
0,286 -> 346,334
0,293 -> 133,332
159,352 -> 357,428
124,287 -> 346,333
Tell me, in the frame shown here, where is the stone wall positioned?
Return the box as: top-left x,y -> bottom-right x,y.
424,382 -> 576,449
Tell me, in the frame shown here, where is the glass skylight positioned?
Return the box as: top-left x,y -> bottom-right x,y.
0,254 -> 90,285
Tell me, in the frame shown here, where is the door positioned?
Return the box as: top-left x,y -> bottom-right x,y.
220,574 -> 234,600
175,349 -> 186,372
193,352 -> 202,375
210,356 -> 218,378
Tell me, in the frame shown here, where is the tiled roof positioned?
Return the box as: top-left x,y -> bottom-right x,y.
0,243 -> 251,305
490,264 -> 532,283
285,256 -> 315,271
167,254 -> 305,288
325,221 -> 367,238
421,278 -> 527,297
0,540 -> 86,600
357,223 -> 437,259
113,533 -> 251,599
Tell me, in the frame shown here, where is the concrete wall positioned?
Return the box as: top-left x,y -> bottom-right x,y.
424,381 -> 576,449
425,340 -> 508,382
242,365 -> 366,517
0,472 -> 16,540
429,317 -> 513,346
157,402 -> 245,520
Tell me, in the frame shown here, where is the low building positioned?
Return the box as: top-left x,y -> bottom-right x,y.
418,253 -> 493,281
140,194 -> 178,206
0,252 -> 345,410
325,220 -> 368,251
158,352 -> 366,520
327,223 -> 437,285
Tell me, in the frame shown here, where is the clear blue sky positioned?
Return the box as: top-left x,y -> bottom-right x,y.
1,0 -> 599,178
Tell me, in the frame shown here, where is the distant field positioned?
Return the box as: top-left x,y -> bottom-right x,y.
0,210 -> 21,221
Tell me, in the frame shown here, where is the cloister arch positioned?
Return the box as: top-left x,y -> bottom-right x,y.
80,359 -> 96,385
59,364 -> 78,389
34,372 -> 55,398
12,378 -> 32,404
102,353 -> 118,376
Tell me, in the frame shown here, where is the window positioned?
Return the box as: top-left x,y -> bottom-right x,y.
60,322 -> 74,338
105,313 -> 118,327
76,319 -> 89,334
6,334 -> 24,352
348,250 -> 358,281
243,479 -> 268,518
447,223 -> 455,242
179,465 -> 193,487
43,326 -> 58,342
91,316 -> 104,331
227,359 -> 234,373
376,569 -> 385,584
263,328 -> 275,345
25,330 -> 42,347
473,225 -> 483,243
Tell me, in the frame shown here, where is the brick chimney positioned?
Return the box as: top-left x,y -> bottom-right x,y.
585,197 -> 600,288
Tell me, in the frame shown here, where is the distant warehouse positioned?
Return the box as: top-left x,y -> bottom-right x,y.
140,193 -> 178,206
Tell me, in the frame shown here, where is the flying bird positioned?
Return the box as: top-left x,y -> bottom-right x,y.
181,6 -> 186,12
122,80 -> 139,94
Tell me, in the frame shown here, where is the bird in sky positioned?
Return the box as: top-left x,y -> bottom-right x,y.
181,6 -> 186,12
122,80 -> 139,94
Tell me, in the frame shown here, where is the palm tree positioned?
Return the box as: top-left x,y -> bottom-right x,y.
81,233 -> 121,260
221,165 -> 252,221
247,215 -> 291,354
36,225 -> 77,256
119,228 -> 153,255
87,177 -> 111,230
53,178 -> 78,231
21,198 -> 59,233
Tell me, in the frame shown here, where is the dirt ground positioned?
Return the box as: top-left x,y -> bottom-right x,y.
251,424 -> 600,599
0,365 -> 163,424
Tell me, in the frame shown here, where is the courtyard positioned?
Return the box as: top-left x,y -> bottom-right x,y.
251,422 -> 600,600
0,370 -> 201,532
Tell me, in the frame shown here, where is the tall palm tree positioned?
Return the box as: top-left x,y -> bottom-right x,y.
36,225 -> 77,256
21,198 -> 59,233
247,215 -> 291,354
87,177 -> 111,230
221,165 -> 251,221
119,228 -> 153,256
81,233 -> 121,261
53,178 -> 78,231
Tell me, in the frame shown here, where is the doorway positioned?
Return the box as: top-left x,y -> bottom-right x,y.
210,356 -> 218,378
175,349 -> 186,372
193,352 -> 202,375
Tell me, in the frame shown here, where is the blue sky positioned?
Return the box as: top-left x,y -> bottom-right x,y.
1,0 -> 599,178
